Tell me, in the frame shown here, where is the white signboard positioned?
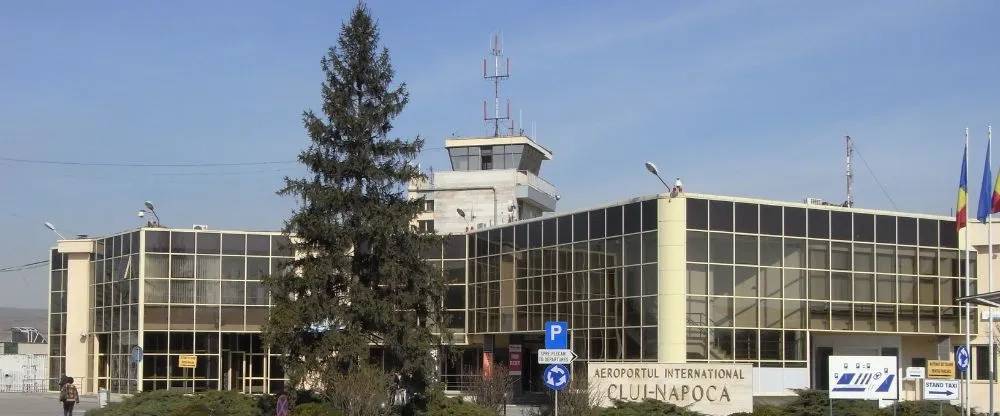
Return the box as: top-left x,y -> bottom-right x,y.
537,349 -> 578,364
904,367 -> 925,379
922,379 -> 959,401
828,356 -> 898,400
587,362 -> 753,416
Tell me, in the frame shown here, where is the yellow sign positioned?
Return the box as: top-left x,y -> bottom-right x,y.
927,360 -> 955,379
178,355 -> 197,369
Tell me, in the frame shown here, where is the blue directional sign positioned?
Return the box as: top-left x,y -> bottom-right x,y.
544,321 -> 568,349
130,345 -> 143,364
957,346 -> 970,372
542,364 -> 570,391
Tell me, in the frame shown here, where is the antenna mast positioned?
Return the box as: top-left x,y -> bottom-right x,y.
483,33 -> 512,137
845,135 -> 854,207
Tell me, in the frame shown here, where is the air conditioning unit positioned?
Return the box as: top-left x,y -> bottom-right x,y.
804,198 -> 824,206
476,223 -> 486,229
192,224 -> 209,230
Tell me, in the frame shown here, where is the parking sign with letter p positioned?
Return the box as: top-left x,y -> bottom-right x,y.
544,321 -> 568,349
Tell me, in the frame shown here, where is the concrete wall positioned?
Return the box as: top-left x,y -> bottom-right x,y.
0,354 -> 48,393
425,170 -> 519,234
658,194 -> 687,362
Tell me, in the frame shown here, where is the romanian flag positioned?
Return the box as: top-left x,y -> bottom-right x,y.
992,155 -> 1000,214
957,148 -> 968,230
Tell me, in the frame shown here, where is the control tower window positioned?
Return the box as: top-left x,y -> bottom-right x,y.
481,146 -> 493,170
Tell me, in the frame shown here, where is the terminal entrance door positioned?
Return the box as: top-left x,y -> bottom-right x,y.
224,351 -> 247,393
521,343 -> 545,393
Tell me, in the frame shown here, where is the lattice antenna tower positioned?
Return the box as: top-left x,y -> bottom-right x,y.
845,135 -> 854,207
483,32 -> 513,137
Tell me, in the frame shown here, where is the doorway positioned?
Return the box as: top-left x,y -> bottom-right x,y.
224,351 -> 246,392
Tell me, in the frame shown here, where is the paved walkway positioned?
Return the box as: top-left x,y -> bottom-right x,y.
2,393 -> 99,415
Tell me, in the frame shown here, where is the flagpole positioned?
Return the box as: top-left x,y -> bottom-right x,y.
990,123 -> 996,416
965,127 -> 972,415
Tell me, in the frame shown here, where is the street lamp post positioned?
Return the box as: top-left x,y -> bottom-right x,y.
139,201 -> 162,226
43,222 -> 66,240
644,161 -> 670,189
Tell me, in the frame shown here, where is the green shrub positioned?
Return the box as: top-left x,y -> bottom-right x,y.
880,400 -> 962,416
84,389 -> 259,416
596,399 -> 706,415
749,404 -> 783,416
777,389 -> 881,416
84,390 -> 191,416
294,402 -> 345,416
423,395 -> 496,416
168,402 -> 213,416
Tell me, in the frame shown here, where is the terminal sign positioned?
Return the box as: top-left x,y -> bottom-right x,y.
587,362 -> 752,416
178,355 -> 197,369
926,360 -> 956,379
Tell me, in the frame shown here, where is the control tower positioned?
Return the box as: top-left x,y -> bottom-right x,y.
409,35 -> 558,234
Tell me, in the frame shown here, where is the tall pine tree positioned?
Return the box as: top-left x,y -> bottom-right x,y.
263,3 -> 445,398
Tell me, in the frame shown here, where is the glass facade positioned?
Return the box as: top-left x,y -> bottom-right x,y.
52,194 -> 979,395
448,144 -> 544,174
684,197 -> 976,368
466,198 -> 659,362
91,231 -> 141,393
139,229 -> 294,394
48,249 -> 68,391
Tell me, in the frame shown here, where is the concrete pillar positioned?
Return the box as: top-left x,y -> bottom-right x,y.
58,239 -> 99,394
657,195 -> 687,363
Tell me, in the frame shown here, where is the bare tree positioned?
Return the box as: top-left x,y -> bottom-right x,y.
319,363 -> 395,416
539,377 -> 604,416
467,364 -> 514,413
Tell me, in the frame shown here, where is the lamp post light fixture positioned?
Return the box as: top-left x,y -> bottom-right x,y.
140,200 -> 161,225
43,221 -> 66,240
644,161 -> 671,189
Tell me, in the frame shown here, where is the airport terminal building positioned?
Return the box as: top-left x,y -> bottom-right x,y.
49,191 -> 987,405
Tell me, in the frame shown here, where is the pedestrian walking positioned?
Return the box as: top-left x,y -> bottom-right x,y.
59,376 -> 79,416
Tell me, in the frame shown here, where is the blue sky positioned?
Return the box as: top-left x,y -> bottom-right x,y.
1,1 -> 999,308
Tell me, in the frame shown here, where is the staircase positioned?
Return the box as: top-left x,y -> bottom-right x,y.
686,314 -> 730,360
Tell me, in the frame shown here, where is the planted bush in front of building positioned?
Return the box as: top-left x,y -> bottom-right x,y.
84,390 -> 260,416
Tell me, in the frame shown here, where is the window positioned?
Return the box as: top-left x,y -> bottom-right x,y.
687,199 -> 708,230
976,345 -> 994,381
784,208 -> 807,237
709,200 -> 734,232
830,211 -> 852,241
759,205 -> 782,236
854,214 -> 875,241
734,203 -> 758,234
807,210 -> 830,239
918,219 -> 939,247
417,220 -> 435,233
876,216 -> 896,244
423,200 -> 435,212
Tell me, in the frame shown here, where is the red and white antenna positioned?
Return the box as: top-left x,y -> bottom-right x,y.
483,32 -> 512,137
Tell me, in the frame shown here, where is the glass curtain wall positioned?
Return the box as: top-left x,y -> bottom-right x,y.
685,198 -> 975,369
141,230 -> 293,393
48,249 -> 68,391
92,231 -> 141,393
468,198 -> 659,375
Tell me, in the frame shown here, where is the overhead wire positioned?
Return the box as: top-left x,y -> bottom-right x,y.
852,143 -> 899,210
0,145 -> 447,169
0,260 -> 48,273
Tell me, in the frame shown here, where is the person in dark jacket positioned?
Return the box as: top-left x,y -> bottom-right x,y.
59,376 -> 79,416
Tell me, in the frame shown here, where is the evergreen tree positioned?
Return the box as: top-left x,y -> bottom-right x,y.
263,2 -> 445,400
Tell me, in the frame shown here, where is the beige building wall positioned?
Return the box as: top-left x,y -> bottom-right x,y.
961,221 -> 1000,412
57,239 -> 100,394
657,194 -> 687,362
